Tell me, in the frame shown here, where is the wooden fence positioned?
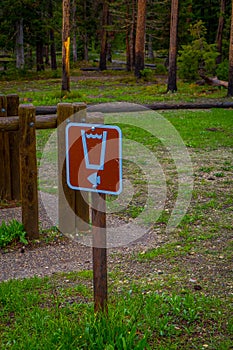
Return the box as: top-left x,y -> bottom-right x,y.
3,94 -> 231,239
0,94 -> 92,239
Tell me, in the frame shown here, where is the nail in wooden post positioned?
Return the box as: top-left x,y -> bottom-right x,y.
0,94 -> 7,118
92,192 -> 107,313
7,94 -> 20,200
57,103 -> 76,235
19,104 -> 39,238
0,94 -> 11,200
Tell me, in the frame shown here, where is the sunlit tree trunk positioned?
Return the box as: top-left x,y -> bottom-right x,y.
16,18 -> 25,69
216,0 -> 226,64
62,0 -> 71,93
227,0 -> 233,96
134,0 -> 147,78
167,0 -> 179,92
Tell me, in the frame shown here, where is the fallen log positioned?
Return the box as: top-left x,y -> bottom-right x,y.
88,101 -> 233,113
198,71 -> 228,88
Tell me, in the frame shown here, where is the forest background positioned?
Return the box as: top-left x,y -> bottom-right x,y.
1,0 -> 233,96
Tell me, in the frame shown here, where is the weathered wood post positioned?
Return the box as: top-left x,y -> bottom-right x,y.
7,94 -> 20,200
57,102 -> 89,234
19,104 -> 39,238
7,94 -> 19,117
0,94 -> 11,200
92,192 -> 107,313
57,103 -> 76,235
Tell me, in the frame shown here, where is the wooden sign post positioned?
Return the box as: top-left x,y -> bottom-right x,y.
92,192 -> 107,313
65,122 -> 122,312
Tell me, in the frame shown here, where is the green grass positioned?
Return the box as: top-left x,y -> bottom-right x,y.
0,68 -> 228,105
0,274 -> 232,349
163,109 -> 233,149
0,220 -> 28,248
138,241 -> 194,260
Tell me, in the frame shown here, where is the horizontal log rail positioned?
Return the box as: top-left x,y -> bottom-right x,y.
0,114 -> 57,131
36,101 -> 233,116
36,106 -> 57,115
1,101 -> 233,132
1,100 -> 233,132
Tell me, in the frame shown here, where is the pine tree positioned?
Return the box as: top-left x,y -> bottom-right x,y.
167,0 -> 179,92
134,0 -> 147,78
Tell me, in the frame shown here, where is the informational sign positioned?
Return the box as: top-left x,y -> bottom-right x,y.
66,123 -> 122,195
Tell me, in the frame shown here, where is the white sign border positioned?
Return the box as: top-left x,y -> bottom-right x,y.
65,122 -> 123,195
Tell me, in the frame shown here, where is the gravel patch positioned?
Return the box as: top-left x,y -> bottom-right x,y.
0,192 -> 162,282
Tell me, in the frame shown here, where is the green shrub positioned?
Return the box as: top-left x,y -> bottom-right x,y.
155,63 -> 167,75
0,219 -> 28,247
139,68 -> 154,81
216,59 -> 229,80
178,21 -> 218,81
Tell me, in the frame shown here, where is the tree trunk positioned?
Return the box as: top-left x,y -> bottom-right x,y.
83,33 -> 89,61
99,0 -> 109,71
126,0 -> 135,71
73,33 -> 78,62
83,0 -> 89,61
148,34 -> 154,60
167,0 -> 179,92
131,0 -> 136,69
50,29 -> 57,70
25,44 -> 33,69
44,45 -> 50,66
72,0 -> 77,62
126,34 -> 131,71
216,0 -> 226,65
228,0 -> 233,96
48,0 -> 57,70
126,2 -> 131,71
62,0 -> 71,93
134,0 -> 147,78
16,19 -> 25,69
36,40 -> 44,71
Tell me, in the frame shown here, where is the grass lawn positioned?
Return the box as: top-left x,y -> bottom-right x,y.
0,67 -> 229,105
0,71 -> 233,349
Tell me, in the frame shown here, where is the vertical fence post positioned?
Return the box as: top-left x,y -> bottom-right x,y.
57,102 -> 90,235
57,103 -> 76,235
0,94 -> 11,200
6,94 -> 19,116
19,104 -> 39,239
7,94 -> 20,200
